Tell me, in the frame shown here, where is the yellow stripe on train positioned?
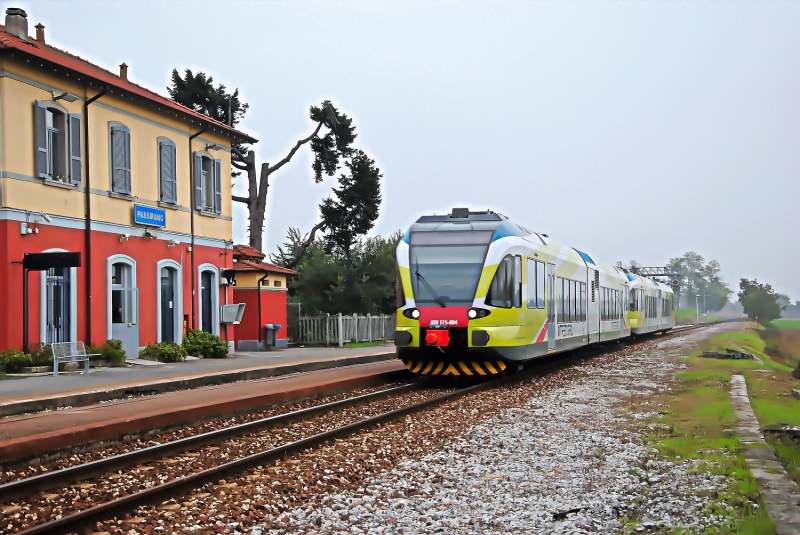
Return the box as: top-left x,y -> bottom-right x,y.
403,360 -> 507,376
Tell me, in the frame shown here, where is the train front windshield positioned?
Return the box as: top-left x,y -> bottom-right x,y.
409,230 -> 493,306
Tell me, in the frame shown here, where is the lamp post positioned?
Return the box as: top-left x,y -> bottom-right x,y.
695,295 -> 700,324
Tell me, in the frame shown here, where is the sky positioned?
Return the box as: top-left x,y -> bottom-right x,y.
20,0 -> 800,300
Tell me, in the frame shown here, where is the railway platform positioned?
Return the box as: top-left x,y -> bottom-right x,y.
0,345 -> 396,417
0,354 -> 405,465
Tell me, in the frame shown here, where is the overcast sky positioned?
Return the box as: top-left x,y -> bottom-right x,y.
21,0 -> 800,300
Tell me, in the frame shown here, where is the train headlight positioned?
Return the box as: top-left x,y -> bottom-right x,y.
468,308 -> 491,319
403,308 -> 421,320
467,309 -> 477,319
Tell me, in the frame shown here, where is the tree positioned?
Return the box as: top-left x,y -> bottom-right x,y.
275,230 -> 402,316
666,252 -> 732,311
168,69 -> 248,126
738,279 -> 784,324
169,70 -> 375,258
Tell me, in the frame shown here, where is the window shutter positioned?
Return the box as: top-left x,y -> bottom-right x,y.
111,127 -> 131,194
213,158 -> 222,214
34,101 -> 47,178
159,141 -> 176,203
194,153 -> 203,210
124,130 -> 131,194
68,114 -> 82,185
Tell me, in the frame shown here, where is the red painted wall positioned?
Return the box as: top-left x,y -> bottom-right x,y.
233,288 -> 288,347
0,220 -> 232,351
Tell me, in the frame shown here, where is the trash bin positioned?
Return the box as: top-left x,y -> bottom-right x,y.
263,324 -> 276,349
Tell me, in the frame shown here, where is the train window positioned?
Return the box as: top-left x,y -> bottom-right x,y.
536,261 -> 545,308
486,255 -> 514,308
572,281 -> 578,322
558,278 -> 564,319
571,281 -> 576,322
629,289 -> 636,311
513,256 -> 522,308
581,283 -> 586,321
526,258 -> 535,309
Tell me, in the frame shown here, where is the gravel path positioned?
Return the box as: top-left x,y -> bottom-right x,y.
254,326 -> 737,534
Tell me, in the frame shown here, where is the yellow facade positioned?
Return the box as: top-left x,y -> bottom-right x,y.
234,271 -> 288,289
0,56 -> 235,241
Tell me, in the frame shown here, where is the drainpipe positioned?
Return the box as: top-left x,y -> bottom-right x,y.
257,272 -> 268,344
188,123 -> 208,330
83,85 -> 108,345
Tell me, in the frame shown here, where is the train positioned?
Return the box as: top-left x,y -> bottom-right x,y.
394,208 -> 675,376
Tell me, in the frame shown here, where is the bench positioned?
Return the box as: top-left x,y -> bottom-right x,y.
51,342 -> 99,376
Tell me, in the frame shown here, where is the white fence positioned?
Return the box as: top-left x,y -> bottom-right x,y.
295,314 -> 396,347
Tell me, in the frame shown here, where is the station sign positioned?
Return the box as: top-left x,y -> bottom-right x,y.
133,204 -> 166,228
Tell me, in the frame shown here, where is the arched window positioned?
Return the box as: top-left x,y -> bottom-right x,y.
156,260 -> 183,343
107,255 -> 139,358
197,264 -> 220,335
34,101 -> 82,185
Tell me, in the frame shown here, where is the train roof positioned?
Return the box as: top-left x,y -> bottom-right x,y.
404,208 -> 536,244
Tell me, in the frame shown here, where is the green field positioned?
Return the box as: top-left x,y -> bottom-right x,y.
673,308 -> 725,325
769,319 -> 800,330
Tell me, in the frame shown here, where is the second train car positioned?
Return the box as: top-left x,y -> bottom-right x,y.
394,208 -> 675,376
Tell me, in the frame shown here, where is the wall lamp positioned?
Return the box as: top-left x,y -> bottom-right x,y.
204,143 -> 223,151
167,239 -> 180,248
119,234 -> 130,242
51,91 -> 79,103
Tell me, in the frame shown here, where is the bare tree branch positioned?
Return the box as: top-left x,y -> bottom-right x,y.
267,121 -> 324,175
231,160 -> 248,171
284,220 -> 326,270
231,145 -> 247,162
232,195 -> 249,204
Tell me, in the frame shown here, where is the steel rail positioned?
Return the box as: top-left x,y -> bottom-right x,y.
15,377 -> 514,535
0,382 -> 419,503
13,320 -> 731,534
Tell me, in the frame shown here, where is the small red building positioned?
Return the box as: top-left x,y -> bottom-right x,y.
230,245 -> 296,350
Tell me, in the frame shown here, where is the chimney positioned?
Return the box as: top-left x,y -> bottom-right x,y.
119,62 -> 128,81
4,7 -> 28,41
34,23 -> 44,44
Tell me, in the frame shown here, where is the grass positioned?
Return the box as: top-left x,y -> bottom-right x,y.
769,319 -> 800,330
674,308 -> 725,325
632,325 -> 800,533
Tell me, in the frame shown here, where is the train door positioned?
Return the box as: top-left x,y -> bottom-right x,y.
547,263 -> 555,351
587,267 -> 600,343
657,289 -> 662,329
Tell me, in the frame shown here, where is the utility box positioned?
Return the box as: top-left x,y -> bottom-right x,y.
220,303 -> 246,324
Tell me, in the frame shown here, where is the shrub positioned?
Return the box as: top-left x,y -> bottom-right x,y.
183,329 -> 228,359
139,342 -> 186,363
28,343 -> 54,366
91,339 -> 127,366
0,348 -> 31,373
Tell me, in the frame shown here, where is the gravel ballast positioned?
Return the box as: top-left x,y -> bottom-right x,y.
2,326 -> 744,534
251,326 -> 739,534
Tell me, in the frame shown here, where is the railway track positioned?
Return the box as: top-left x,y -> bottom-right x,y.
5,321 -> 729,535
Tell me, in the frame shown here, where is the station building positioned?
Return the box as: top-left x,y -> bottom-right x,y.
0,8 -> 257,357
230,245 -> 296,350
